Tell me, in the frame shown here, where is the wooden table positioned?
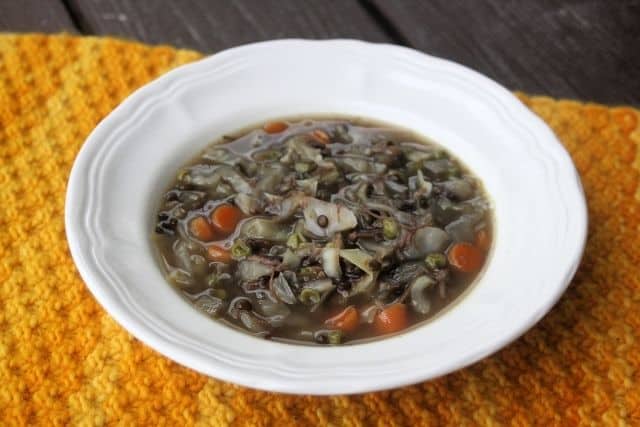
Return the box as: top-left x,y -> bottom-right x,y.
1,0 -> 638,105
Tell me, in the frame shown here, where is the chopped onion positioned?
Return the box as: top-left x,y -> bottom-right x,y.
351,273 -> 377,296
255,164 -> 286,192
334,156 -> 387,174
403,226 -> 451,260
240,217 -> 291,242
445,215 -> 477,243
360,304 -> 381,324
167,268 -> 193,288
281,249 -> 302,270
439,179 -> 474,201
237,260 -> 273,282
280,134 -> 330,167
385,179 -> 408,194
296,177 -> 319,196
256,298 -> 291,317
227,296 -> 252,319
303,278 -> 335,294
410,276 -> 436,314
263,192 -> 306,219
194,295 -> 226,317
301,279 -> 336,310
339,248 -> 376,275
321,247 -> 342,279
303,198 -> 357,237
172,239 -> 195,271
239,311 -> 271,333
178,164 -> 252,194
408,170 -> 433,198
202,147 -> 243,166
337,249 -> 379,295
234,193 -> 262,215
422,159 -> 452,180
271,274 -> 297,304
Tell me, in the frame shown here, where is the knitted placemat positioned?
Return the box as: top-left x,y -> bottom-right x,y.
0,34 -> 639,426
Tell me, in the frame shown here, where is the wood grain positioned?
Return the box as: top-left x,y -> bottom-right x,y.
64,0 -> 392,52
1,0 -> 637,105
0,0 -> 77,33
369,0 -> 640,105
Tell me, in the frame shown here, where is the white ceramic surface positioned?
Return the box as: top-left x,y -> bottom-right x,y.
65,39 -> 587,395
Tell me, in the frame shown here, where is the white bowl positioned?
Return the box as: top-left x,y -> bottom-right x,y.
65,39 -> 587,395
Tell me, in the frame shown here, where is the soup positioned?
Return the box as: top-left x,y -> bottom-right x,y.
153,118 -> 492,345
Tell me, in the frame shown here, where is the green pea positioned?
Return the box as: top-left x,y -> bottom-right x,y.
299,288 -> 321,305
327,330 -> 342,345
382,217 -> 399,240
231,239 -> 251,259
425,253 -> 448,270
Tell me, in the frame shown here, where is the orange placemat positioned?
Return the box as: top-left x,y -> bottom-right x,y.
0,34 -> 639,426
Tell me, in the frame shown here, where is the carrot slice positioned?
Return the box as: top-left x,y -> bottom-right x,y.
475,229 -> 491,252
310,129 -> 330,144
374,303 -> 408,335
210,204 -> 243,235
448,242 -> 484,273
325,306 -> 359,334
207,245 -> 232,263
263,121 -> 288,134
188,216 -> 215,242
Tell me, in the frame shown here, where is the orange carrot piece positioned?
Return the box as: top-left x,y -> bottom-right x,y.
210,204 -> 243,235
475,229 -> 491,252
263,121 -> 288,134
310,129 -> 330,144
188,216 -> 215,242
447,242 -> 484,273
325,306 -> 359,334
374,303 -> 408,335
207,245 -> 232,263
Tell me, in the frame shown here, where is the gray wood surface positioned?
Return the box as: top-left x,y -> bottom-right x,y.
63,0 -> 392,52
0,0 -> 76,33
0,0 -> 638,105
370,0 -> 640,105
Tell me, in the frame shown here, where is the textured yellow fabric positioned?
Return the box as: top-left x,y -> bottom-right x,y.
0,33 -> 639,426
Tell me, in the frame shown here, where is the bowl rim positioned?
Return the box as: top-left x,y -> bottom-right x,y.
65,38 -> 587,395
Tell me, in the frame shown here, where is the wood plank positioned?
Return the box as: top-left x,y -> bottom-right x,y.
0,0 -> 77,33
370,0 -> 640,105
64,0 -> 392,52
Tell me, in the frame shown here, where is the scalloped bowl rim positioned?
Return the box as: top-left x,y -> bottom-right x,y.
65,39 -> 587,395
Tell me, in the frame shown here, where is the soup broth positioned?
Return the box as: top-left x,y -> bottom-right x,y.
153,118 -> 492,345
